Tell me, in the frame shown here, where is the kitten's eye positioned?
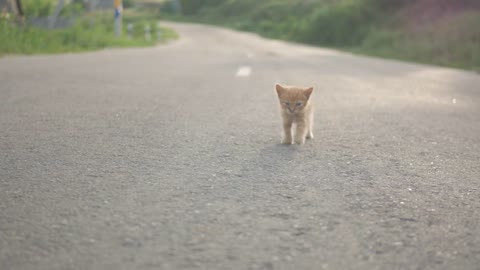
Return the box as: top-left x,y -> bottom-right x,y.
296,102 -> 303,106
284,101 -> 290,106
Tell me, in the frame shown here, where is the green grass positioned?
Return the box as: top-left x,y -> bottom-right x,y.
163,0 -> 480,71
0,9 -> 177,56
22,0 -> 56,17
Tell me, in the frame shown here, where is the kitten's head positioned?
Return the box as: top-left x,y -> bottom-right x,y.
275,84 -> 313,114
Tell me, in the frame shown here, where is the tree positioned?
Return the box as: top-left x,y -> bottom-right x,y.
14,0 -> 22,15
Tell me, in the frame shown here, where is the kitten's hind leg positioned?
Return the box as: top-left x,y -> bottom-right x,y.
306,115 -> 314,139
306,129 -> 314,139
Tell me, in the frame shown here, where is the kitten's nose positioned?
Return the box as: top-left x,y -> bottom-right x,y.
288,108 -> 294,113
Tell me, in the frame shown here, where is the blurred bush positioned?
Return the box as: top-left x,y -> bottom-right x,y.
301,2 -> 375,46
168,0 -> 480,70
23,0 -> 56,17
179,0 -> 227,15
60,1 -> 86,17
123,0 -> 135,9
21,0 -> 86,17
0,9 -> 176,56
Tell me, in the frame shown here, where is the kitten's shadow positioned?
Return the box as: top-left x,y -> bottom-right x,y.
238,143 -> 304,179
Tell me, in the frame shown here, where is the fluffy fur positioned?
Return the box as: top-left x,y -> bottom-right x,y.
275,84 -> 314,145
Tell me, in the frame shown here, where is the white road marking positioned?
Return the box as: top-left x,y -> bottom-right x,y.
236,66 -> 252,77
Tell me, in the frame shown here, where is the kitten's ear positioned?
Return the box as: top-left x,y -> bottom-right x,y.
275,84 -> 285,96
304,87 -> 314,99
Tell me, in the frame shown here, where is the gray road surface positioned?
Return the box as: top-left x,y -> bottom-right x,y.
1,22 -> 480,270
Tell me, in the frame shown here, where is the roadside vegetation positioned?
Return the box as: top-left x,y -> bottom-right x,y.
163,0 -> 480,71
0,0 -> 177,56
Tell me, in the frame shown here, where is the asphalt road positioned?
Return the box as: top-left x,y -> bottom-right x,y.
1,22 -> 479,270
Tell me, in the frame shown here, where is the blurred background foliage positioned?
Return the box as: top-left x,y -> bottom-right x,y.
0,0 -> 176,56
22,0 -> 56,17
1,0 -> 479,71
168,0 -> 480,71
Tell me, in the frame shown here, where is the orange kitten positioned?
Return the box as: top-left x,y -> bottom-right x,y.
275,84 -> 314,145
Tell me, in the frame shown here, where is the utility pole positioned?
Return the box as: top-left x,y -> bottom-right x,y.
114,0 -> 122,37
6,0 -> 24,17
14,0 -> 23,16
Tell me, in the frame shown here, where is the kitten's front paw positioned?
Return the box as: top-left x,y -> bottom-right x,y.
281,137 -> 293,145
306,132 -> 314,139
